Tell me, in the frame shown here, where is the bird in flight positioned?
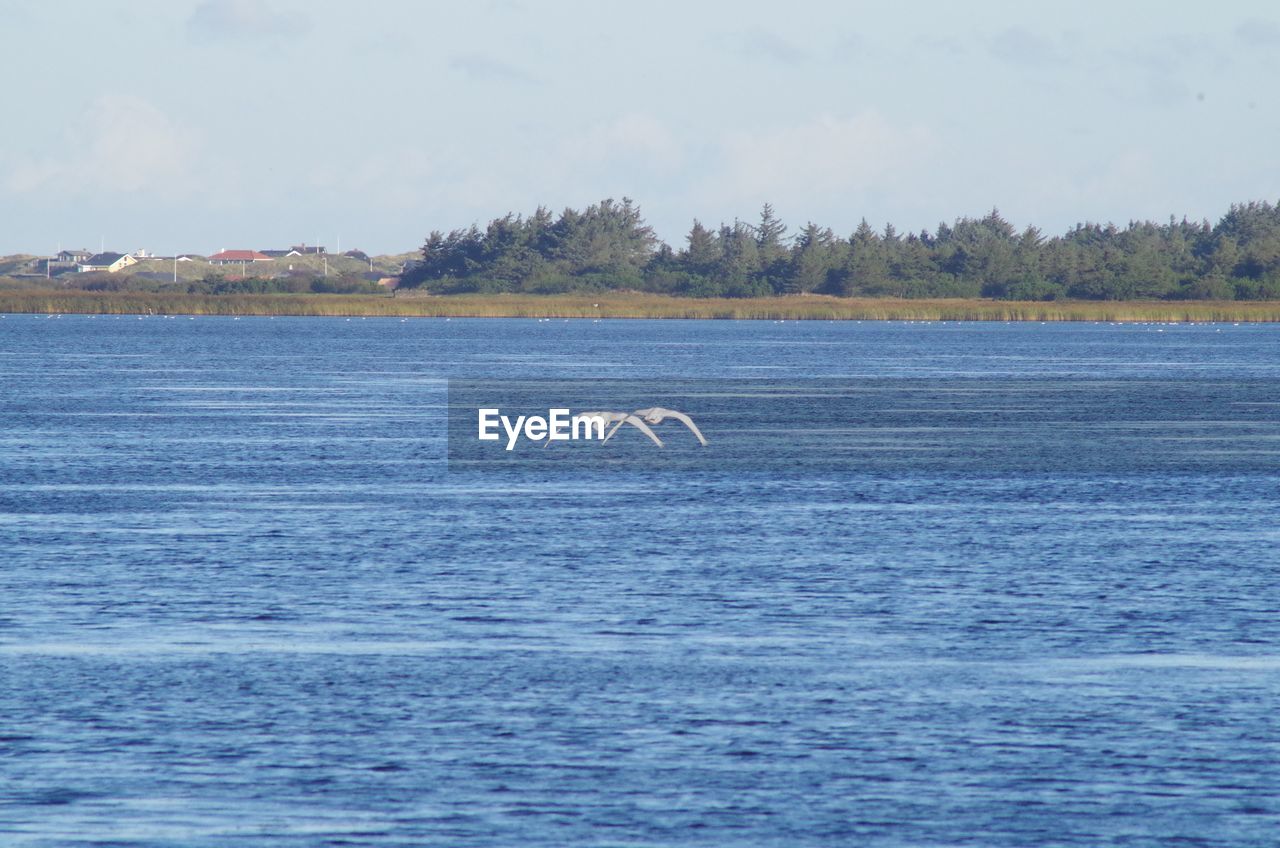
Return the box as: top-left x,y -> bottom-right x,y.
543,411 -> 664,447
606,407 -> 708,446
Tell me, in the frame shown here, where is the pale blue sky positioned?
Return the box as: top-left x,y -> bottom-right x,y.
2,0 -> 1278,256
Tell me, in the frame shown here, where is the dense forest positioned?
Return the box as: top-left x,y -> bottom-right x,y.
399,198 -> 1280,300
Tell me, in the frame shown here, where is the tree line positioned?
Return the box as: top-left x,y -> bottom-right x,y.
398,198 -> 1280,300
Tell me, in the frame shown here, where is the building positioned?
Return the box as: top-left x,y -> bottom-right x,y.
57,249 -> 93,264
78,252 -> 138,273
208,250 -> 273,265
261,244 -> 326,258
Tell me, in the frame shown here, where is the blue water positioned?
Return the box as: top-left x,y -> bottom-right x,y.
2,315 -> 1279,846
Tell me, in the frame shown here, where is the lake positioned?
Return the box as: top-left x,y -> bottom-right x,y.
2,315 -> 1279,846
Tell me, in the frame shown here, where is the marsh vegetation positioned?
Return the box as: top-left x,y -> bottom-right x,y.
4,290 -> 1280,321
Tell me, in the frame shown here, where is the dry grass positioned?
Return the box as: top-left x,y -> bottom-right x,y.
3,289 -> 1280,321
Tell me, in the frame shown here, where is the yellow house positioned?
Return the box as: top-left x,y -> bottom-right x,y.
78,252 -> 138,273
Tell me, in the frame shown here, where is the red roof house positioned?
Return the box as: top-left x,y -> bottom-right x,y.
208,250 -> 273,265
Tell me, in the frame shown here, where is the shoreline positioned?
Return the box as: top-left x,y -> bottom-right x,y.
2,290 -> 1280,322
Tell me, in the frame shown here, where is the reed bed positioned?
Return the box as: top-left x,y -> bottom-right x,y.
3,290 -> 1280,322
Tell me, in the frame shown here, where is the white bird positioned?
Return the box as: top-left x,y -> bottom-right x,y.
545,411 -> 663,447
607,406 -> 708,446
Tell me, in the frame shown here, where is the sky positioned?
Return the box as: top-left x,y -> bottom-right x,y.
2,0 -> 1279,256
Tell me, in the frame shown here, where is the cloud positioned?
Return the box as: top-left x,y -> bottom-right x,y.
187,0 -> 309,42
1235,18 -> 1280,47
1013,147 -> 1164,223
310,147 -> 436,209
449,54 -> 536,84
0,0 -> 32,25
740,30 -> 809,66
826,33 -> 869,64
1142,74 -> 1192,107
5,96 -> 201,197
568,114 -> 684,175
371,116 -> 684,226
988,27 -> 1065,67
918,35 -> 967,57
697,112 -> 934,212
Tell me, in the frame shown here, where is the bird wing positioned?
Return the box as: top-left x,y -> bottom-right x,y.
609,408 -> 651,441
666,410 -> 708,446
602,415 -> 627,443
621,415 -> 664,447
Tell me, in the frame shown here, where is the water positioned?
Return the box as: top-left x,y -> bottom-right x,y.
2,315 -> 1279,846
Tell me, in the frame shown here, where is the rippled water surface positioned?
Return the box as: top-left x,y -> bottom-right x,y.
2,315 -> 1279,846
